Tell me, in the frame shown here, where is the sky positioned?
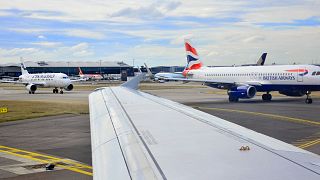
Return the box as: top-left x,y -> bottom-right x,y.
0,0 -> 319,66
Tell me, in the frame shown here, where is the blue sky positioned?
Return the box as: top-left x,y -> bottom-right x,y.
0,0 -> 319,66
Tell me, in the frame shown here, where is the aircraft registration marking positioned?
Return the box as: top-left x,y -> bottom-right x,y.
0,145 -> 92,176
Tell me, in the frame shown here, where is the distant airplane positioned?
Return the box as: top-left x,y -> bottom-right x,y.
152,53 -> 267,82
1,61 -> 75,94
167,39 -> 320,104
78,67 -> 103,80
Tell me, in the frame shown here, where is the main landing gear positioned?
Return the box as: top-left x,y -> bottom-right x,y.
29,91 -> 35,94
262,92 -> 272,101
305,91 -> 312,104
53,88 -> 64,94
228,95 -> 239,102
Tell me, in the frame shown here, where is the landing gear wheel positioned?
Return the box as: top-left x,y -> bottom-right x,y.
53,88 -> 58,93
305,98 -> 312,104
60,90 -> 64,94
229,96 -> 239,102
32,91 -> 35,94
29,91 -> 31,94
305,91 -> 312,104
262,93 -> 272,101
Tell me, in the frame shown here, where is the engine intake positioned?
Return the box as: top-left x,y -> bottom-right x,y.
26,84 -> 37,92
228,85 -> 256,99
64,84 -> 74,91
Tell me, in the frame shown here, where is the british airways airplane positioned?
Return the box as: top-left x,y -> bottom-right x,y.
168,39 -> 320,104
1,61 -> 75,94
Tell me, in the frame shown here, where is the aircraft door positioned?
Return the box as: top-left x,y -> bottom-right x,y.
297,67 -> 304,82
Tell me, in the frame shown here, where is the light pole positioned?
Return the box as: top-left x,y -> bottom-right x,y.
99,60 -> 102,75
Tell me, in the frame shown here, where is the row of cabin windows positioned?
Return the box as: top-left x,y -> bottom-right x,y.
311,71 -> 320,76
204,73 -> 294,77
33,79 -> 54,81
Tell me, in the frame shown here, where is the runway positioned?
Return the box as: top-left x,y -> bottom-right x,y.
0,83 -> 319,179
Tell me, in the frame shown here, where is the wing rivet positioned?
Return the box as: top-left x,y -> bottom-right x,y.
239,146 -> 250,151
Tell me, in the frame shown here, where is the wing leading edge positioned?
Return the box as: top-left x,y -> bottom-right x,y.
89,78 -> 320,180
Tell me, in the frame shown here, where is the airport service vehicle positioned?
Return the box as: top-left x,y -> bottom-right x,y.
168,39 -> 320,104
1,62 -> 74,94
78,67 -> 103,80
89,73 -> 320,180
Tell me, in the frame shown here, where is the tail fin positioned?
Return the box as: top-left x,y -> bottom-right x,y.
144,63 -> 152,75
20,57 -> 29,75
257,53 -> 267,66
183,39 -> 202,76
78,67 -> 83,75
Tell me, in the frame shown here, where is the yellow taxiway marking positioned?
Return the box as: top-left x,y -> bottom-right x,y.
298,139 -> 320,149
196,106 -> 320,127
0,145 -> 92,176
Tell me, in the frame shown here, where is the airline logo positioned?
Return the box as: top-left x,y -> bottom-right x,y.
285,69 -> 309,76
183,39 -> 202,76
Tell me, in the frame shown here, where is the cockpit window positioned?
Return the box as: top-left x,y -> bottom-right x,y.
312,71 -> 316,75
62,76 -> 69,79
317,72 -> 320,75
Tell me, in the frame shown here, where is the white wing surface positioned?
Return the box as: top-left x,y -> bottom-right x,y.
89,75 -> 320,180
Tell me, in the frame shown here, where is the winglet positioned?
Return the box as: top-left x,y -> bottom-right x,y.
257,53 -> 267,66
121,73 -> 146,90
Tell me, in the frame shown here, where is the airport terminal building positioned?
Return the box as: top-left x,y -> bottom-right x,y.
0,61 -> 134,77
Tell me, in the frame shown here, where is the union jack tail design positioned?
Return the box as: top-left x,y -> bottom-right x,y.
183,39 -> 202,76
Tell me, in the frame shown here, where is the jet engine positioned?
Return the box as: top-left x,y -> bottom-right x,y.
64,84 -> 74,91
26,84 -> 37,92
228,85 -> 257,99
279,90 -> 306,97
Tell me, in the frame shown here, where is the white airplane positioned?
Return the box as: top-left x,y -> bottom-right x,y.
167,39 -> 320,104
1,61 -> 75,94
153,53 -> 267,82
78,67 -> 103,80
89,73 -> 320,180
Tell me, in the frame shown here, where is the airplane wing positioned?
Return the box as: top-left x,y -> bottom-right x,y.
89,74 -> 320,180
71,78 -> 86,82
166,77 -> 262,87
0,80 -> 46,86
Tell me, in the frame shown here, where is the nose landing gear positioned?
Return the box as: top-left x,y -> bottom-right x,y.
305,91 -> 312,104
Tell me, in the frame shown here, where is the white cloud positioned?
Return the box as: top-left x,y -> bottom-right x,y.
0,48 -> 39,57
64,29 -> 105,39
37,35 -> 46,39
243,35 -> 265,43
31,41 -> 62,48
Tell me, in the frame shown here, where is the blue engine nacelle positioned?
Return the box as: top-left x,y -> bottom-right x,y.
228,85 -> 257,99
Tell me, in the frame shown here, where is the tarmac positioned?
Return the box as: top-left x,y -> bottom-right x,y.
0,83 -> 319,179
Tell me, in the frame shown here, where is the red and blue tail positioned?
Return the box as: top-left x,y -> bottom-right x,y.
183,39 -> 202,76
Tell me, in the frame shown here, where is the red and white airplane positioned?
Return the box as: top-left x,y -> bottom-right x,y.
167,39 -> 320,104
78,67 -> 103,81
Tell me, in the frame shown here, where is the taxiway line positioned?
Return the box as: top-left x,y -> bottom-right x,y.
298,139 -> 320,149
196,107 -> 320,127
0,145 -> 92,176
